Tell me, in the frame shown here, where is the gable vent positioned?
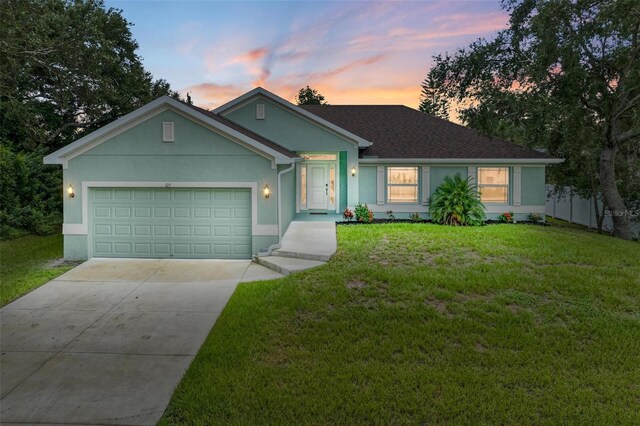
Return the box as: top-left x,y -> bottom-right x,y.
162,122 -> 174,142
256,104 -> 265,120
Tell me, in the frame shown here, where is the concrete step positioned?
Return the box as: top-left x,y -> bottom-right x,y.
271,249 -> 332,262
240,263 -> 285,282
277,221 -> 337,260
254,256 -> 325,276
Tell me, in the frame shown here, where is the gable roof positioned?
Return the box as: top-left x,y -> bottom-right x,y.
181,101 -> 297,159
43,96 -> 298,168
213,87 -> 372,148
301,105 -> 561,163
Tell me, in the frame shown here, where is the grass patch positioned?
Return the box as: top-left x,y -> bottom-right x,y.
162,224 -> 640,425
1,233 -> 76,306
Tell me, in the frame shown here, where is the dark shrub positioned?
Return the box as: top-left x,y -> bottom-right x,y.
428,174 -> 486,226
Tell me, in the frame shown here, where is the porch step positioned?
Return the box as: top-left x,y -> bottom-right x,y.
271,249 -> 332,262
277,221 -> 337,260
254,256 -> 325,276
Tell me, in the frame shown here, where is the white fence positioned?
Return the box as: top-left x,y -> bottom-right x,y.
545,185 -> 639,237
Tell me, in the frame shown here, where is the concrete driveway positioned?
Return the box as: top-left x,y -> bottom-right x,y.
0,258 -> 281,425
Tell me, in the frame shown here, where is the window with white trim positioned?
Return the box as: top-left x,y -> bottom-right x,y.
387,167 -> 418,203
478,167 -> 509,203
301,154 -> 337,161
300,165 -> 307,208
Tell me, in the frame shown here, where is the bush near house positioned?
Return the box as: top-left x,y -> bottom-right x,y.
354,202 -> 373,223
428,174 -> 486,226
497,211 -> 515,223
342,208 -> 354,221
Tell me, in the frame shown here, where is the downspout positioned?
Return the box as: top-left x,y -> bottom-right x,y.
258,161 -> 297,257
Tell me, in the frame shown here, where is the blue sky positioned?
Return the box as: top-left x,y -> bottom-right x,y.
106,0 -> 507,109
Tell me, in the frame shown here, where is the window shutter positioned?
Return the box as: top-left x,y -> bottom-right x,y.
256,104 -> 265,120
162,122 -> 174,142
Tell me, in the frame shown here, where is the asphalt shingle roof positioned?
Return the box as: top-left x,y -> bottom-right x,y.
300,105 -> 552,160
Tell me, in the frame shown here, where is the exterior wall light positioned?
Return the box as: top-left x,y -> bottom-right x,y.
67,184 -> 75,198
263,184 -> 271,198
351,166 -> 357,177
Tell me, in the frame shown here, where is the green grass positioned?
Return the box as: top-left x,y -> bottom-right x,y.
162,223 -> 640,425
0,234 -> 75,306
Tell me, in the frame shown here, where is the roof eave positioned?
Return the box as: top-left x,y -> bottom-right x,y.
43,95 -> 297,167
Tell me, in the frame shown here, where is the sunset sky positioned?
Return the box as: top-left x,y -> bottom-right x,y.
106,0 -> 507,111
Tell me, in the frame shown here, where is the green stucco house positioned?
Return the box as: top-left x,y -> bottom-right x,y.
44,87 -> 561,260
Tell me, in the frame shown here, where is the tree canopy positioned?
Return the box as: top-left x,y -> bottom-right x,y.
426,0 -> 640,239
0,0 -> 178,236
295,86 -> 329,105
418,74 -> 449,120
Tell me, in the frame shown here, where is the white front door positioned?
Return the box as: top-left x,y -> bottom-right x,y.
307,165 -> 328,210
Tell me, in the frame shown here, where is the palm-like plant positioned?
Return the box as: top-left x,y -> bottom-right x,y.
428,174 -> 486,226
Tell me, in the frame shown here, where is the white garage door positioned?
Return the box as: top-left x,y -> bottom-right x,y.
90,188 -> 252,259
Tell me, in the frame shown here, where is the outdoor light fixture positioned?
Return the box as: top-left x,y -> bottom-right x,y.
351,166 -> 357,177
67,184 -> 75,198
263,184 -> 271,198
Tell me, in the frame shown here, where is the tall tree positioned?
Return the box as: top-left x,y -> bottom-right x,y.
427,0 -> 640,240
295,86 -> 328,105
0,0 -> 178,236
418,73 -> 449,119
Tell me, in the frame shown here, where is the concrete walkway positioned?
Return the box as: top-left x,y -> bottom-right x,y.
0,258 -> 281,425
256,221 -> 337,275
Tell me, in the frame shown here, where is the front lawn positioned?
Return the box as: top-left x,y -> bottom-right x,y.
0,234 -> 75,306
162,224 -> 640,424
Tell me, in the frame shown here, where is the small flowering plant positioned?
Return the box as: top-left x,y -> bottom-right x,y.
343,208 -> 354,221
497,211 -> 515,223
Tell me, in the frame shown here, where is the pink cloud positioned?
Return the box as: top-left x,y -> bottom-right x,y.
230,47 -> 269,64
180,2 -> 509,116
183,83 -> 247,110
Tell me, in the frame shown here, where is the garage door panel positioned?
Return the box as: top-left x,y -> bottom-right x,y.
94,224 -> 111,236
234,190 -> 251,201
133,189 -> 151,200
154,207 -> 171,218
194,208 -> 211,218
114,242 -> 132,255
173,225 -> 191,236
154,225 -> 171,236
234,208 -> 250,219
153,189 -> 172,201
193,189 -> 212,201
94,188 -> 112,200
94,242 -> 112,255
114,189 -> 132,200
91,188 -> 251,259
134,225 -> 151,236
213,190 -> 231,201
134,207 -> 151,218
114,207 -> 131,218
114,225 -> 131,236
94,207 -> 111,218
174,244 -> 191,255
